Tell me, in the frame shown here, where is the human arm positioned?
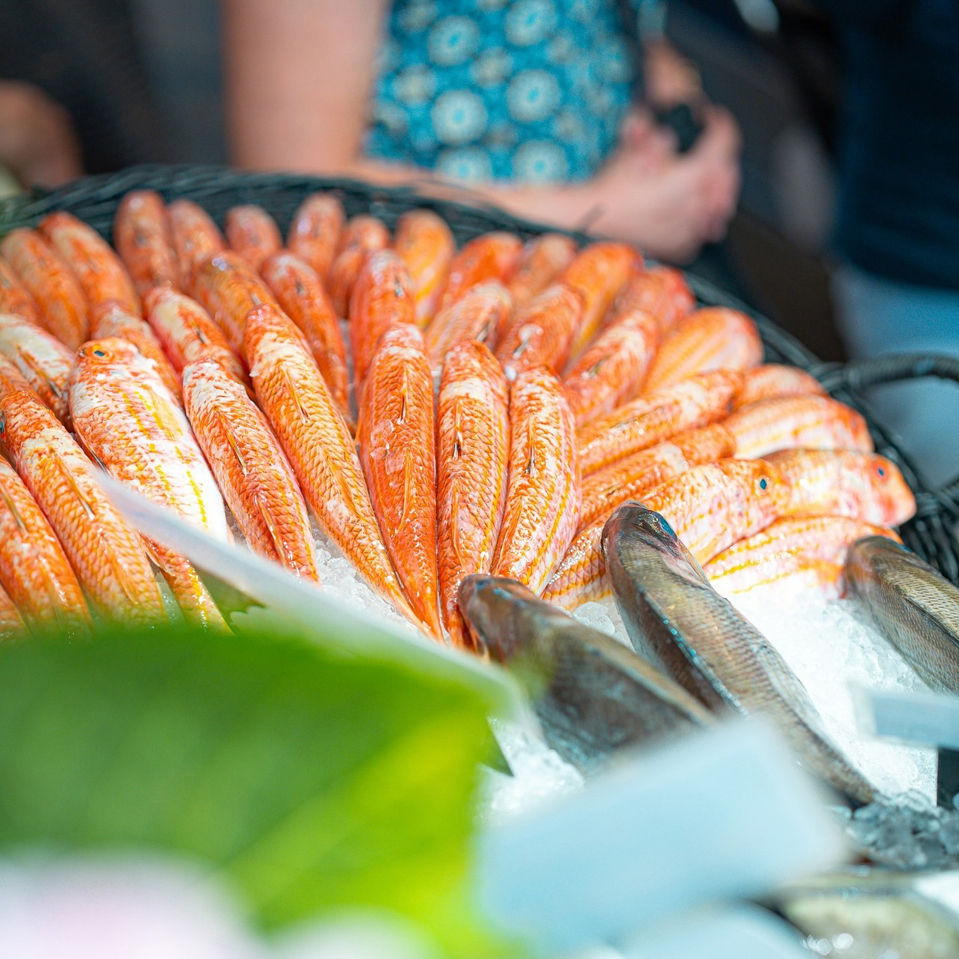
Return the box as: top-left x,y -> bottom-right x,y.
0,81 -> 82,188
221,0 -> 740,261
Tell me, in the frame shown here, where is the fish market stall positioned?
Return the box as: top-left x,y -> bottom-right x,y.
2,166 -> 959,956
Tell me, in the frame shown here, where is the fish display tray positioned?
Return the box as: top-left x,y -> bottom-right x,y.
2,164 -> 959,582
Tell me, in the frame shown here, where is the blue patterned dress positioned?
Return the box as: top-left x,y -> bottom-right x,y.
366,0 -> 638,184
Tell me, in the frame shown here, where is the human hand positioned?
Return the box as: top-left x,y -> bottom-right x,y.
0,82 -> 82,188
642,39 -> 703,110
590,106 -> 742,263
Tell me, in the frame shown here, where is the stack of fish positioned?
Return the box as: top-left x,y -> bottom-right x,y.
0,190 -> 920,648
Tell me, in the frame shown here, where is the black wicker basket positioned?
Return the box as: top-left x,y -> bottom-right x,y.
3,165 -> 958,581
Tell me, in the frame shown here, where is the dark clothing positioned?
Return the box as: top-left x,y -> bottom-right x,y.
0,0 -> 169,173
817,0 -> 959,290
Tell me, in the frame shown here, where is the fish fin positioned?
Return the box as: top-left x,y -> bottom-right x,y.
398,368 -> 408,425
253,490 -> 285,559
195,327 -> 210,346
513,328 -> 533,359
282,367 -> 309,421
585,355 -> 607,380
524,417 -> 536,476
15,347 -> 64,401
215,409 -> 249,476
52,451 -> 97,521
0,481 -> 27,534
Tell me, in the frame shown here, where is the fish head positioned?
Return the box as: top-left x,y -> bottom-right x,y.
603,502 -> 709,586
458,574 -> 545,664
862,454 -> 917,527
75,337 -> 141,370
718,458 -> 794,518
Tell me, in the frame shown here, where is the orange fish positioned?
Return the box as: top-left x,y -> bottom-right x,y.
168,199 -> 226,294
113,189 -> 179,297
40,211 -> 140,313
436,340 -> 511,649
70,338 -> 229,628
705,515 -> 901,598
0,255 -> 42,325
0,386 -> 166,625
495,283 -> 583,382
225,204 -> 283,272
194,251 -> 279,355
349,249 -> 416,393
578,423 -> 735,531
357,325 -> 441,638
393,209 -> 456,327
763,449 -> 916,527
0,228 -> 89,349
244,304 -> 415,620
577,369 -> 742,476
327,215 -> 391,317
0,312 -> 74,427
438,232 -> 523,311
492,366 -> 580,594
0,456 -> 91,637
735,364 -> 827,409
643,307 -> 763,394
424,281 -> 512,379
507,234 -> 578,307
143,287 -> 247,385
182,356 -> 319,581
562,241 -> 641,357
287,192 -> 345,281
612,265 -> 694,338
642,458 -> 793,565
726,395 -> 874,459
260,251 -> 351,421
540,517 -> 610,610
0,354 -> 35,395
90,300 -> 183,402
0,581 -> 26,640
563,303 -> 659,427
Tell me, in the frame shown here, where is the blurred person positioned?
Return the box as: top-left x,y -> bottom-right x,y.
0,81 -> 82,189
221,0 -> 742,263
813,0 -> 959,485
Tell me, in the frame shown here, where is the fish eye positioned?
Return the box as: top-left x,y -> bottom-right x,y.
0,412 -> 5,435
877,467 -> 886,477
93,349 -> 106,357
759,477 -> 768,490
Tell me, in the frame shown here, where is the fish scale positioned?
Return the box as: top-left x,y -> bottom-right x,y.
705,516 -> 900,597
41,211 -> 140,313
225,204 -> 283,272
734,364 -> 827,409
543,424 -> 736,609
287,193 -> 345,282
507,234 -> 578,308
577,370 -> 742,476
492,366 -> 580,595
425,281 -> 512,379
0,256 -> 42,325
610,266 -> 694,338
0,386 -> 166,625
358,325 -> 441,638
495,283 -> 583,382
244,304 -> 416,623
182,356 -> 319,581
393,209 -> 456,327
261,251 -> 351,422
0,312 -> 74,427
70,338 -> 229,629
726,394 -> 874,459
327,215 -> 391,317
0,456 -> 91,637
0,229 -> 89,349
604,503 -> 878,805
0,580 -> 26,639
437,340 -> 511,648
113,189 -> 180,297
846,537 -> 959,695
438,232 -> 522,311
643,307 -> 763,394
168,200 -> 226,295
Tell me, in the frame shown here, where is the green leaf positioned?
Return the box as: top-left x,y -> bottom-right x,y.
0,623 -> 521,957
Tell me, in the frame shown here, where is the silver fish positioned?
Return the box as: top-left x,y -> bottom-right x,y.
603,502 -> 877,805
846,536 -> 959,694
459,573 -> 713,775
774,868 -> 959,959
